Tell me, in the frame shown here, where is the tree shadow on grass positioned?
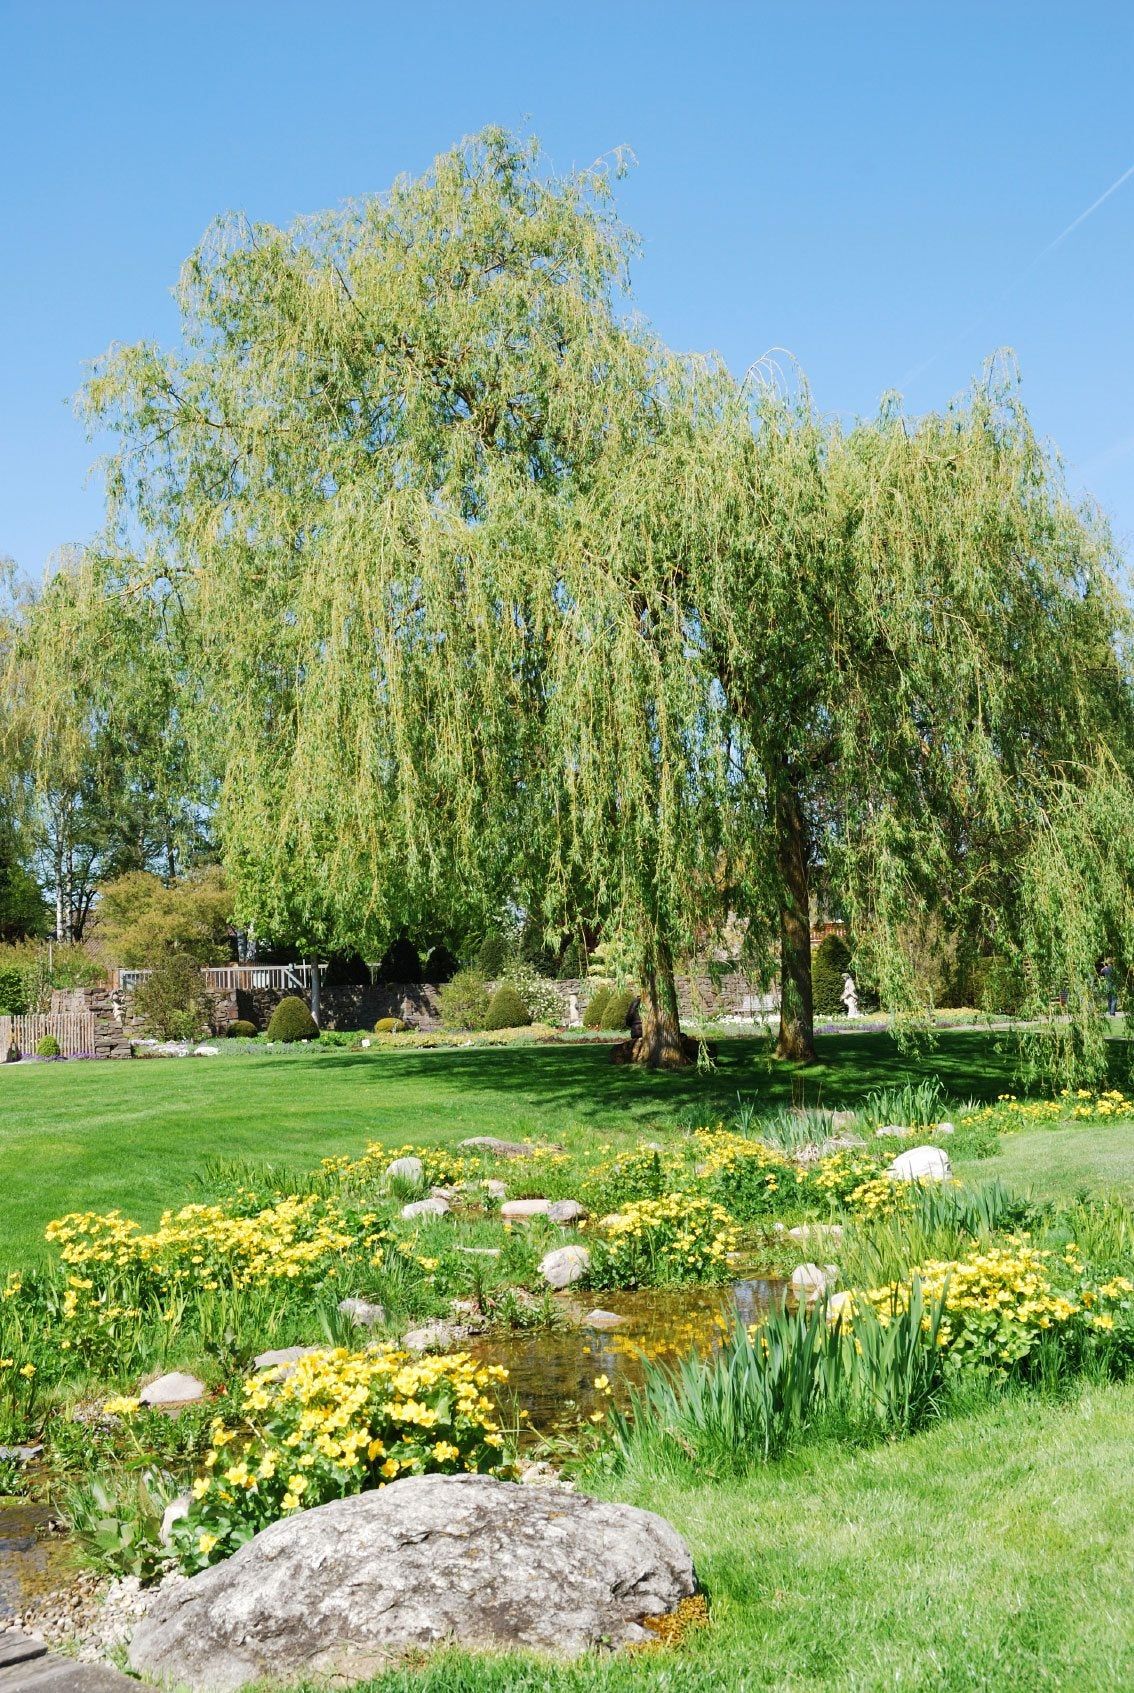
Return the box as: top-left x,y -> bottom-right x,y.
311,1029 -> 1022,1129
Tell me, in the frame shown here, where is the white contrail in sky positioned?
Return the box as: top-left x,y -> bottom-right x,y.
899,159 -> 1134,391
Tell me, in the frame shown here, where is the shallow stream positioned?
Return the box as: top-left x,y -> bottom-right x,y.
471,1271 -> 787,1434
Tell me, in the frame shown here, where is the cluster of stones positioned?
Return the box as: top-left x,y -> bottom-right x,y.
388,1142 -> 593,1291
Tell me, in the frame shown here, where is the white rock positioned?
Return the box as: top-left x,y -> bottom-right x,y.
540,1245 -> 590,1289
547,1199 -> 587,1225
481,1179 -> 508,1200
386,1155 -> 424,1186
127,1474 -> 696,1687
826,1290 -> 855,1324
338,1298 -> 386,1328
935,1121 -> 955,1135
583,1309 -> 627,1331
401,1320 -> 468,1353
501,1198 -> 552,1221
139,1371 -> 206,1407
401,1197 -> 450,1220
887,1145 -> 952,1182
790,1263 -> 832,1300
193,1045 -> 219,1056
160,1493 -> 191,1547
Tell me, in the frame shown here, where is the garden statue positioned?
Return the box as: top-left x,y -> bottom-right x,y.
567,993 -> 582,1027
841,974 -> 859,1019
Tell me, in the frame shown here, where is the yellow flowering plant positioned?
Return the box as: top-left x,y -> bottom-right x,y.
173,1347 -> 514,1570
690,1131 -> 806,1219
856,1244 -> 1134,1374
586,1194 -> 739,1289
804,1149 -> 890,1208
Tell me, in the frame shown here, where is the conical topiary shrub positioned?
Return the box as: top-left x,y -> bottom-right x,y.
266,995 -> 318,1042
600,988 -> 636,1031
484,983 -> 532,1031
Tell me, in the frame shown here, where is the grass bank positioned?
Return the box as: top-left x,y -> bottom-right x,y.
0,1030 -> 1026,1263
288,1381 -> 1134,1693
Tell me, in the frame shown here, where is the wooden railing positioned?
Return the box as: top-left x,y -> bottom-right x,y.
108,965 -> 314,993
1,1012 -> 98,1057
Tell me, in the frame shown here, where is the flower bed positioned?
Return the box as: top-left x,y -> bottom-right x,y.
170,1347 -> 512,1569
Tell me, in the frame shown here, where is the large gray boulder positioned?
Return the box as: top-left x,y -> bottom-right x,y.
128,1474 -> 695,1690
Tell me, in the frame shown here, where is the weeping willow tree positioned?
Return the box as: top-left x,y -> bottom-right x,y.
84,129 -> 733,1062
1,549 -> 206,938
619,357 -> 1134,1078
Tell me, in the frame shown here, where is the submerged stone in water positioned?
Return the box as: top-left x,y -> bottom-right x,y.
583,1309 -> 626,1331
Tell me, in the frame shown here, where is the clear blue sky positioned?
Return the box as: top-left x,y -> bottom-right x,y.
2,1 -> 1131,580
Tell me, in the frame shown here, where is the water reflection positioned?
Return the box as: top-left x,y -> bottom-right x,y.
471,1274 -> 786,1435
0,1501 -> 67,1619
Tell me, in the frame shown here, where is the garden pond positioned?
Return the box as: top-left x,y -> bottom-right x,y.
472,1269 -> 787,1434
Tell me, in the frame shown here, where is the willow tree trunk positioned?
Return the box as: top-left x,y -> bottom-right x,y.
631,935 -> 693,1069
775,779 -> 816,1062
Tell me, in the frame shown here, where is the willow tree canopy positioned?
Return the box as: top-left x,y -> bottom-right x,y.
85,130 -> 735,1062
84,127 -> 1134,1080
617,361 -> 1134,1077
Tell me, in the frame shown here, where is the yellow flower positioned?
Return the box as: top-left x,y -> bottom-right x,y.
593,1375 -> 611,1394
197,1532 -> 218,1555
102,1395 -> 140,1416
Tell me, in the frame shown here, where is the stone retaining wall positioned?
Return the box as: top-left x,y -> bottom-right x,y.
52,968 -> 776,1054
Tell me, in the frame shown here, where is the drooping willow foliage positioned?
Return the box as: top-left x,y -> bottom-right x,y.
620,361 -> 1134,1075
80,126 -> 1134,1078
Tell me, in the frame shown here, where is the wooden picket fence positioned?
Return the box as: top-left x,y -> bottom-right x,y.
0,1012 -> 97,1058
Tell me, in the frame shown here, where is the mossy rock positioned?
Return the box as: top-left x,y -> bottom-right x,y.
582,985 -> 613,1029
484,984 -> 532,1031
228,1019 -> 258,1038
375,1016 -> 409,1034
266,996 -> 319,1042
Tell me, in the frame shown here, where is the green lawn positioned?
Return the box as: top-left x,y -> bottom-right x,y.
293,1381 -> 1134,1693
0,1030 -> 1024,1263
957,1123 -> 1134,1202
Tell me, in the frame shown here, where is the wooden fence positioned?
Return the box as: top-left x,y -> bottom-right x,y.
108,965 -> 313,993
1,1012 -> 98,1058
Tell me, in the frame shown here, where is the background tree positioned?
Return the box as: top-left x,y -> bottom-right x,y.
93,866 -> 233,967
2,549 -> 211,938
684,366 -> 1134,1077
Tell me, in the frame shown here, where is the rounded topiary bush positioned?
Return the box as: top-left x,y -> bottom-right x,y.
35,1035 -> 61,1058
484,983 -> 532,1031
582,984 -> 612,1029
375,1016 -> 409,1034
812,934 -> 852,1018
266,995 -> 318,1042
600,988 -> 636,1031
227,1019 -> 258,1039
